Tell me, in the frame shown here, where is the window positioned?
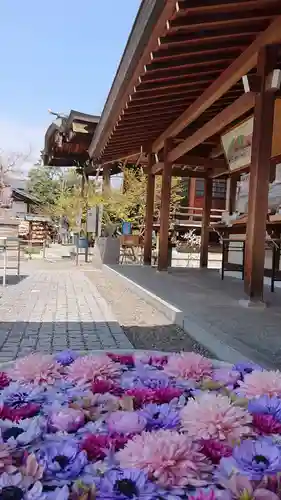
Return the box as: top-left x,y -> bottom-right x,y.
195,179 -> 226,199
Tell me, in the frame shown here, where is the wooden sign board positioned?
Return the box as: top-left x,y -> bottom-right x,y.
221,100 -> 281,172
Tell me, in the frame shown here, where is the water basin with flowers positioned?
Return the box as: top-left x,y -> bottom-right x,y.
0,349 -> 280,499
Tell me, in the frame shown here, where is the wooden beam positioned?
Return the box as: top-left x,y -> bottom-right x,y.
152,16 -> 281,153
244,44 -> 278,301
176,0 -> 278,16
144,153 -> 155,265
168,93 -> 255,162
158,138 -> 173,271
139,66 -> 224,84
157,29 -> 260,49
200,177 -> 213,268
154,153 -> 227,169
172,169 -> 207,178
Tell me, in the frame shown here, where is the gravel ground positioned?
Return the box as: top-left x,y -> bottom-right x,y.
85,266 -> 216,358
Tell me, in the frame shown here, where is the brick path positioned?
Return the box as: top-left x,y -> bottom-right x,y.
0,264 -> 132,362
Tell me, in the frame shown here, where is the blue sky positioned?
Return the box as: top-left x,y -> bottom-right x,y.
0,0 -> 141,166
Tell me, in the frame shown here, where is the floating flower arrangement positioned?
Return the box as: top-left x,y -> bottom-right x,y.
0,351 -> 280,499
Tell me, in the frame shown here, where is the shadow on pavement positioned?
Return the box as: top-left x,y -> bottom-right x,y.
0,275 -> 29,287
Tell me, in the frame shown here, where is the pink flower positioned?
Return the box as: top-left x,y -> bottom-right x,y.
9,353 -> 62,384
49,408 -> 85,432
220,474 -> 280,500
237,370 -> 281,398
107,353 -> 134,366
200,439 -> 232,464
0,443 -> 16,474
107,410 -> 147,434
164,353 -> 213,381
66,355 -> 121,385
252,414 -> 281,435
181,393 -> 252,443
125,387 -> 183,409
117,430 -> 211,488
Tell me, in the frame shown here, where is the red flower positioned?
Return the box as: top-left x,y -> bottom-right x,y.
200,439 -> 232,464
81,433 -> 129,460
107,353 -> 134,366
0,372 -> 11,389
91,378 -> 123,396
252,414 -> 281,435
125,387 -> 183,409
0,403 -> 40,422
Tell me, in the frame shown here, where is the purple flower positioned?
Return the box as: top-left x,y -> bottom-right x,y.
107,411 -> 147,435
212,369 -> 241,387
233,362 -> 263,376
121,366 -> 170,390
0,383 -> 45,408
248,396 -> 281,422
139,403 -> 180,430
37,439 -> 87,481
218,438 -> 281,481
55,350 -> 78,366
48,408 -> 85,433
94,467 -> 159,499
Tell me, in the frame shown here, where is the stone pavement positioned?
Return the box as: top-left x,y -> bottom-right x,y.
0,262 -> 132,362
108,264 -> 281,369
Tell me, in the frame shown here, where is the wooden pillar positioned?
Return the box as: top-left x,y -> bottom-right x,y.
81,174 -> 85,197
226,175 -> 238,214
102,168 -> 111,196
144,153 -> 155,265
244,45 -> 278,301
200,177 -> 213,268
158,138 -> 173,271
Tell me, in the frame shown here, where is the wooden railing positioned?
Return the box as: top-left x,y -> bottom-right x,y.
173,206 -> 224,226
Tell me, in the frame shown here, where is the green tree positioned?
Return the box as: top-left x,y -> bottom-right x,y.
27,165 -> 62,207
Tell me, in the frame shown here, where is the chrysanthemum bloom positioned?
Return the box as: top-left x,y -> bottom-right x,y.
200,439 -> 232,464
237,370 -> 281,399
163,353 -> 213,381
0,472 -> 45,500
252,414 -> 281,435
37,439 -> 87,481
0,372 -> 11,390
0,443 -> 15,474
140,403 -> 180,430
0,416 -> 44,447
9,353 -> 62,385
94,467 -> 159,499
218,438 -> 281,481
181,393 -> 252,443
248,395 -> 281,422
48,407 -> 85,433
55,350 -> 78,366
107,411 -> 147,435
66,355 -> 121,385
81,434 -> 129,461
117,430 -> 211,488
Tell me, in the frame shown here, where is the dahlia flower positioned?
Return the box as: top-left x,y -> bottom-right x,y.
0,472 -> 45,500
81,434 -> 129,460
37,439 -> 87,481
107,410 -> 147,435
66,355 -> 121,385
248,395 -> 281,421
0,416 -> 45,448
48,407 -> 85,433
140,403 -> 180,430
180,393 -> 252,443
218,438 -> 281,481
117,430 -> 211,488
237,370 -> 281,399
94,467 -> 159,499
55,350 -> 78,366
200,439 -> 232,464
163,353 -> 213,381
9,353 -> 62,385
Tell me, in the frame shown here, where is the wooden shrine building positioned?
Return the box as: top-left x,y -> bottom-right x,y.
88,0 -> 281,303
